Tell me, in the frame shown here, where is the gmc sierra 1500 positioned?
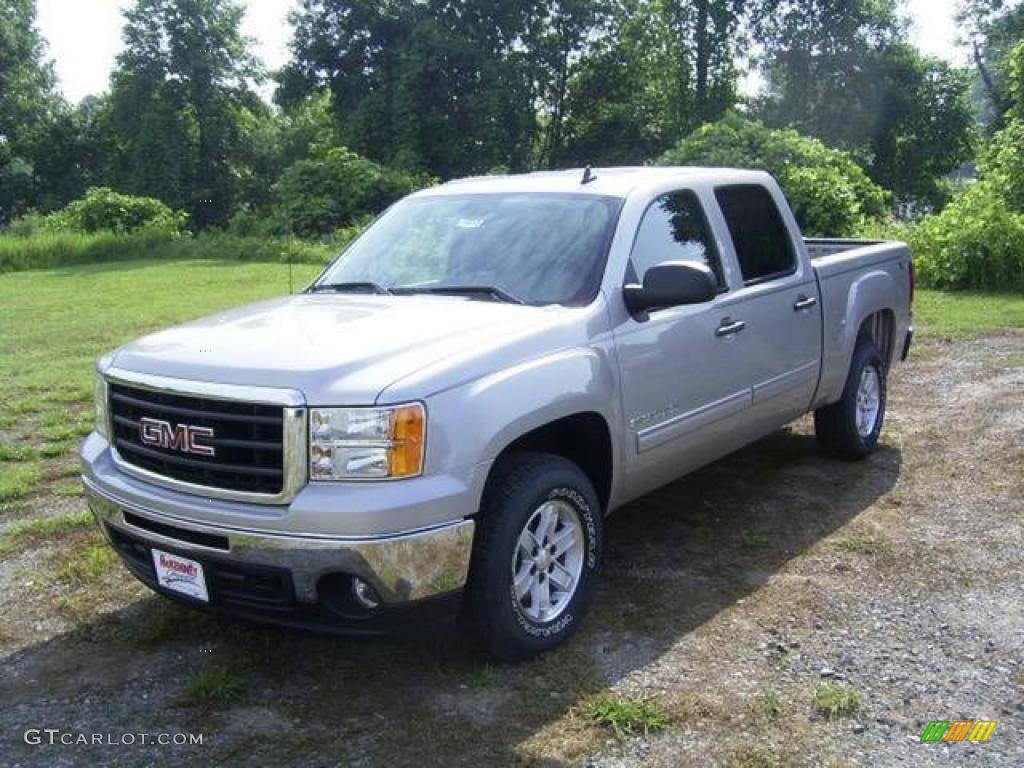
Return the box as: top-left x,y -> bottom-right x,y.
82,167 -> 913,659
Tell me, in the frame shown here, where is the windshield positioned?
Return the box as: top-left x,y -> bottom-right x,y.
314,193 -> 623,306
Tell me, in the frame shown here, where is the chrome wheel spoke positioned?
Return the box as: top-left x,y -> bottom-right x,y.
518,528 -> 540,557
550,526 -> 577,558
536,503 -> 557,542
530,578 -> 551,619
549,560 -> 575,592
513,560 -> 533,600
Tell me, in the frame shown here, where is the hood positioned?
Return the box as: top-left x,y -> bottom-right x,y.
108,294 -> 578,404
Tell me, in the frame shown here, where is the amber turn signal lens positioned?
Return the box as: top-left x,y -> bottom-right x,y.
389,404 -> 425,477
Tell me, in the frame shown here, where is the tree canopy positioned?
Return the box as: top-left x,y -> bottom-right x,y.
0,0 -> 1004,233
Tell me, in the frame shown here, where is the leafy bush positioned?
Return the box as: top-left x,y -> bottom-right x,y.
0,229 -> 351,273
907,42 -> 1024,292
657,114 -> 889,236
43,187 -> 188,235
273,147 -> 430,238
911,182 -> 1024,291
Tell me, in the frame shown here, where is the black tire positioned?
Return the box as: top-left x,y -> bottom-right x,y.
464,452 -> 602,661
814,338 -> 887,460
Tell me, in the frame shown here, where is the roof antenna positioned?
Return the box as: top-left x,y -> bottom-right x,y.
581,165 -> 596,185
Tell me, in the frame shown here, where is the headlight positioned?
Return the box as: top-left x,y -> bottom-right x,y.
95,373 -> 110,439
310,404 -> 425,480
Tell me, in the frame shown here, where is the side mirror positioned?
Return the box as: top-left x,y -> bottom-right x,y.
623,261 -> 718,315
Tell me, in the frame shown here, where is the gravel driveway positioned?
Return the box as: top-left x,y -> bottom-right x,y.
1,332 -> 1021,767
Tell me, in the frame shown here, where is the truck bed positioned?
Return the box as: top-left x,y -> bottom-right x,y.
804,238 -> 886,260
805,236 -> 912,411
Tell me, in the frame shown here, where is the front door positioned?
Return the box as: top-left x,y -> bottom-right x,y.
613,189 -> 758,498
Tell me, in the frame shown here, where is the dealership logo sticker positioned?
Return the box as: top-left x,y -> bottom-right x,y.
919,720 -> 997,742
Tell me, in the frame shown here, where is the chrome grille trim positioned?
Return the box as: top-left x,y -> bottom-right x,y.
104,367 -> 307,505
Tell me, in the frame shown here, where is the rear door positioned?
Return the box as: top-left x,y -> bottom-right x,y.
711,184 -> 822,427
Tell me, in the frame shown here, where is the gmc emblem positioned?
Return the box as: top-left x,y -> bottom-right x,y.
138,417 -> 216,457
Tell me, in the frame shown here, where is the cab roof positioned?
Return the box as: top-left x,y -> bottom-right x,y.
415,166 -> 774,199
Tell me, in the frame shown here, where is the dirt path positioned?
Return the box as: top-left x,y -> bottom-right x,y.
2,333 -> 1021,767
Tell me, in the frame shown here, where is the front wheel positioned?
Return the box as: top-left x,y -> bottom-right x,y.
814,339 -> 887,460
464,453 -> 602,661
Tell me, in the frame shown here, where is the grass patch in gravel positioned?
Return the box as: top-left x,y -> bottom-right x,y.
832,533 -> 891,556
812,683 -> 862,720
750,690 -> 783,721
580,694 -> 671,738
0,463 -> 42,501
51,480 -> 83,497
55,541 -> 118,586
181,666 -> 247,707
0,509 -> 93,554
0,445 -> 37,462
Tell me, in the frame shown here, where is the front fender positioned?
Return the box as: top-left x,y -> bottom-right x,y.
417,344 -> 624,512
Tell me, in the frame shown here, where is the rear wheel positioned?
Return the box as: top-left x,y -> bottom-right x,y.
814,339 -> 887,460
464,453 -> 602,661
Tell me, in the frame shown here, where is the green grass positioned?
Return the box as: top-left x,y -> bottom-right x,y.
741,531 -> 771,551
0,258 -> 323,503
0,509 -> 94,554
750,690 -> 783,721
181,666 -> 247,707
55,541 -> 119,585
0,463 -> 42,502
832,533 -> 891,556
812,683 -> 862,720
0,445 -> 37,462
915,290 -> 1024,338
580,694 -> 672,738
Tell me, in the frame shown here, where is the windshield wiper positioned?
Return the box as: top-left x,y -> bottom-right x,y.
308,281 -> 391,295
392,284 -> 526,305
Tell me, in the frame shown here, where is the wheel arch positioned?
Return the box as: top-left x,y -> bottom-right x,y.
483,412 -> 614,514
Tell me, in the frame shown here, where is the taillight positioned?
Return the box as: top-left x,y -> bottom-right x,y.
908,260 -> 915,305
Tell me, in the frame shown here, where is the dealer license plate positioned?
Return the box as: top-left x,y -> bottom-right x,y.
151,548 -> 209,603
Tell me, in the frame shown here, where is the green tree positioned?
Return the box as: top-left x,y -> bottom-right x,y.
865,45 -> 975,208
281,0 -> 541,178
752,0 -> 905,152
546,0 -> 749,166
956,0 -> 1024,124
753,1 -> 974,210
0,0 -> 62,222
658,113 -> 888,235
106,0 -> 266,227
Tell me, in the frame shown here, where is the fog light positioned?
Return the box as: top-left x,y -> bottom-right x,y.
351,577 -> 380,610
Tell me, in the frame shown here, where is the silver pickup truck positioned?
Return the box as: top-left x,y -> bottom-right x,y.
82,167 -> 913,659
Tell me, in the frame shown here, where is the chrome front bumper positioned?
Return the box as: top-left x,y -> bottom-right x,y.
83,476 -> 475,606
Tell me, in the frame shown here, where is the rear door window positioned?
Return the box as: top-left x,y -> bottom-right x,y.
715,185 -> 796,284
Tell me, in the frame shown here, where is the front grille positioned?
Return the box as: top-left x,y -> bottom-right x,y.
109,383 -> 285,495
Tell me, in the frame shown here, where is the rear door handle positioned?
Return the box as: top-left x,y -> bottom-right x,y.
793,295 -> 818,311
715,318 -> 746,337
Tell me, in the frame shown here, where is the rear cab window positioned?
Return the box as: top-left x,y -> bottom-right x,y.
714,185 -> 796,285
628,190 -> 726,291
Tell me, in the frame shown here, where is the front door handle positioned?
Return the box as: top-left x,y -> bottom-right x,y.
715,318 -> 746,337
793,295 -> 818,311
